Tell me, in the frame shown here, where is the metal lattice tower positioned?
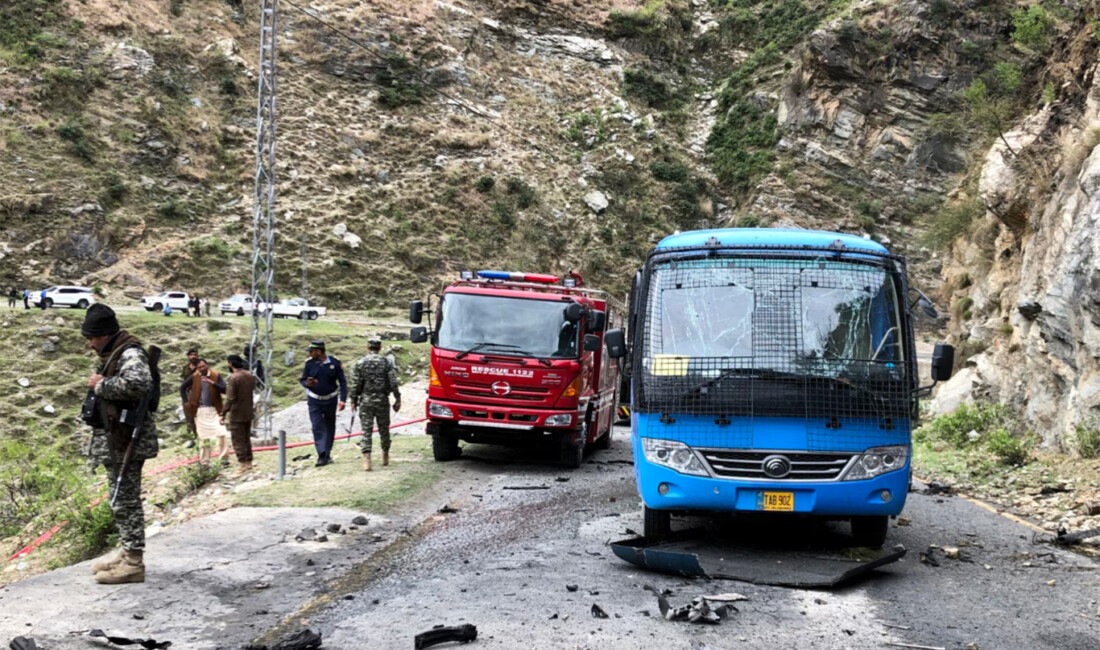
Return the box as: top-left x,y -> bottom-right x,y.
249,0 -> 279,469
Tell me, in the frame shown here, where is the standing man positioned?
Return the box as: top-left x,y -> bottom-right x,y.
183,359 -> 228,462
7,287 -> 16,308
350,337 -> 401,471
39,288 -> 47,310
22,288 -> 29,309
299,340 -> 346,467
179,348 -> 200,443
220,355 -> 255,475
81,304 -> 158,584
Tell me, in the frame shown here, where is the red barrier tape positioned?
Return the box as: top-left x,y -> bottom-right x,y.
6,417 -> 428,562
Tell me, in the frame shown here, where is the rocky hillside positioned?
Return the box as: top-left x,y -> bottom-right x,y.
4,0 -> 1100,446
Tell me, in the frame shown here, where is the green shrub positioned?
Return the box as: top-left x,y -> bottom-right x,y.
736,214 -> 761,228
375,55 -> 425,108
707,98 -> 778,194
922,197 -> 984,249
475,176 -> 495,193
57,119 -> 94,161
1075,423 -> 1100,458
504,177 -> 537,209
649,159 -> 689,182
623,68 -> 677,109
985,428 -> 1032,465
180,461 -> 220,492
918,402 -> 1014,449
170,0 -> 185,17
492,200 -> 516,227
1011,5 -> 1054,51
59,497 -> 116,564
100,172 -> 128,210
156,200 -> 187,220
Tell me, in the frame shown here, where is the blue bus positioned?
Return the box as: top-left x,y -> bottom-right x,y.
604,229 -> 954,547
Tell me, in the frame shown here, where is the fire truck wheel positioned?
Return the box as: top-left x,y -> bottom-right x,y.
850,515 -> 888,548
560,424 -> 586,468
643,506 -> 671,539
430,426 -> 461,461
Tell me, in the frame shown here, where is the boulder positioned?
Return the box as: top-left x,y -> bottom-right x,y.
584,191 -> 609,214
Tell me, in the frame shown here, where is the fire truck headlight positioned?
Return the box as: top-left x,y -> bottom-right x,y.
642,438 -> 708,477
544,414 -> 573,426
428,403 -> 454,418
842,445 -> 908,481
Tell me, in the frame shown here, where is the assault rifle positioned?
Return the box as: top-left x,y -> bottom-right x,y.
110,345 -> 162,507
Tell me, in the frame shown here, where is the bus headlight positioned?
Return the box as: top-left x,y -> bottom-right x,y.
544,414 -> 573,426
428,403 -> 454,418
842,445 -> 908,481
642,438 -> 708,477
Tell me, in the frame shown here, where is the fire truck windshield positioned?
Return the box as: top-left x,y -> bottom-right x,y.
437,293 -> 581,359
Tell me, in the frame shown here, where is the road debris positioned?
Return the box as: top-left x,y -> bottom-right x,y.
265,628 -> 323,649
438,505 -> 459,514
919,547 -> 940,567
89,629 -> 172,649
565,584 -> 579,592
921,482 -> 955,496
9,638 -> 37,650
897,517 -> 911,526
291,454 -> 312,462
502,485 -> 550,490
413,624 -> 477,649
942,547 -> 960,560
701,592 -> 748,603
554,477 -> 570,482
591,604 -> 609,619
1047,579 -> 1056,586
325,523 -> 341,534
883,643 -> 946,650
351,515 -> 369,526
643,585 -> 735,624
1054,526 -> 1100,546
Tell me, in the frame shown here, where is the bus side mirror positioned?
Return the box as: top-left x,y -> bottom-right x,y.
410,300 -> 424,324
931,343 -> 954,381
583,334 -> 601,352
605,329 -> 626,359
410,327 -> 428,344
564,302 -> 584,323
587,309 -> 606,333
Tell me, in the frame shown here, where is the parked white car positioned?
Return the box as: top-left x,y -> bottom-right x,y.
141,291 -> 191,312
36,286 -> 96,309
219,294 -> 260,316
267,297 -> 326,320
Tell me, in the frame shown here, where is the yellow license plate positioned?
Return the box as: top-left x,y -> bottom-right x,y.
758,491 -> 794,512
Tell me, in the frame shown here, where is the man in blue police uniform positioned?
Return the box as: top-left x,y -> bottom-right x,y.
299,340 -> 347,466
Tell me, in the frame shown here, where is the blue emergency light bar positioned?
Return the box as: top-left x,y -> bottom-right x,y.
475,270 -> 560,283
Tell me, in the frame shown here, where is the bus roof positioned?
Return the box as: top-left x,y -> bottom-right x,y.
655,228 -> 889,254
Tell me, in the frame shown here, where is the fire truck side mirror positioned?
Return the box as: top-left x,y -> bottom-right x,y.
605,329 -> 626,359
409,300 -> 424,324
564,302 -> 584,323
583,334 -> 601,352
587,309 -> 606,333
931,343 -> 954,381
409,327 -> 429,344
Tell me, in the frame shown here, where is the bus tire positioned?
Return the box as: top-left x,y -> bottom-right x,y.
430,424 -> 461,462
643,506 -> 671,539
850,515 -> 888,548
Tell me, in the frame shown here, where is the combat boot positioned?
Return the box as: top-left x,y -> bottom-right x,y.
91,550 -> 123,574
382,451 -> 390,467
235,461 -> 253,476
362,453 -> 372,472
94,549 -> 144,584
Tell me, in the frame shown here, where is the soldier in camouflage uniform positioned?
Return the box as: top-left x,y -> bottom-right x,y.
81,304 -> 158,584
350,338 -> 401,471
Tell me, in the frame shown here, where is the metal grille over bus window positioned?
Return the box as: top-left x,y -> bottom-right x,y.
633,250 -> 915,453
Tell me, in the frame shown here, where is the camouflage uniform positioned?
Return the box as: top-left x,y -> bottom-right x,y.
351,352 -> 400,455
88,332 -> 158,552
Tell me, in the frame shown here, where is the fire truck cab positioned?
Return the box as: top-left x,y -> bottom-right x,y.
410,270 -> 621,467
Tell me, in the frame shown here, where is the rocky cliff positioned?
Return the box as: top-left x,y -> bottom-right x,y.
4,0 -> 1100,446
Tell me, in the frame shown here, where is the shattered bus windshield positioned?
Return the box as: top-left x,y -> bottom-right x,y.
642,256 -> 904,391
437,293 -> 580,358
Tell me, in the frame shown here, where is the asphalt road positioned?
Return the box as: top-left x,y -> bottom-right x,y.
285,426 -> 1100,650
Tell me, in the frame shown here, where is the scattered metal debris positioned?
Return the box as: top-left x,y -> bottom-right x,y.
883,643 -> 946,650
921,482 -> 954,496
919,547 -> 940,567
9,637 -> 37,650
565,584 -> 579,592
291,454 -> 312,462
502,486 -> 550,490
438,505 -> 459,514
643,585 -> 735,625
590,604 -> 609,619
554,477 -> 570,483
1054,526 -> 1100,546
882,623 -> 912,631
701,592 -> 748,603
413,624 -> 477,649
89,629 -> 172,649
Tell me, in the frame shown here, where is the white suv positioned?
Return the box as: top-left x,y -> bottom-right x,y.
36,286 -> 96,309
219,294 -> 260,316
141,291 -> 191,312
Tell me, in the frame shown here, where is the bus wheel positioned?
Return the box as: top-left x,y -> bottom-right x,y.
429,423 -> 461,462
643,506 -> 671,539
850,516 -> 888,548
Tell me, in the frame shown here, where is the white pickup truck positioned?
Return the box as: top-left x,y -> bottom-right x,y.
267,297 -> 326,320
141,291 -> 190,312
219,294 -> 260,316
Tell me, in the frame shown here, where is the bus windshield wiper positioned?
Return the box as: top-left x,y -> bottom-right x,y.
480,346 -> 553,367
456,342 -> 519,360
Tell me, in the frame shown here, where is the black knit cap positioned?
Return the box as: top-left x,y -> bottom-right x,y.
81,304 -> 120,337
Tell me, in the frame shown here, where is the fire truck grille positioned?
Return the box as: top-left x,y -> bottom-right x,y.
453,381 -> 551,402
697,450 -> 855,481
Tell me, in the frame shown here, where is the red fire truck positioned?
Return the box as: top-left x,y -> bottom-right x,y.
409,270 -> 621,467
